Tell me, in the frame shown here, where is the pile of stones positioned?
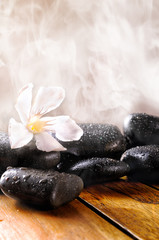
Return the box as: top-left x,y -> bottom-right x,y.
1,113 -> 159,208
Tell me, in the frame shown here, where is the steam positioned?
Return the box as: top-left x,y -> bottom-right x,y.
0,0 -> 159,131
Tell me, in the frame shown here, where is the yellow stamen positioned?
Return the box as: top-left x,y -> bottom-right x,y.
27,116 -> 45,134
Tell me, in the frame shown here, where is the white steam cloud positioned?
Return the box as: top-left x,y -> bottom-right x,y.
0,0 -> 159,131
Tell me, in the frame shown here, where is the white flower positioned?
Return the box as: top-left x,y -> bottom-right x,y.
8,83 -> 83,152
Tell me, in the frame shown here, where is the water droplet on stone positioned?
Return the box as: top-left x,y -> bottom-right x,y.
20,167 -> 28,170
39,179 -> 47,184
5,177 -> 9,182
13,176 -> 18,181
7,166 -> 13,170
15,180 -> 20,184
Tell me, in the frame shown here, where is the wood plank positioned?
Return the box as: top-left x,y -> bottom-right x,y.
79,180 -> 159,240
150,184 -> 159,190
0,195 -> 131,240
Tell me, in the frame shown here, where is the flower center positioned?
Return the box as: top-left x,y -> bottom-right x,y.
27,116 -> 45,134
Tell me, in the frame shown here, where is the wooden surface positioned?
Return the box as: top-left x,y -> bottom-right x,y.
0,179 -> 159,240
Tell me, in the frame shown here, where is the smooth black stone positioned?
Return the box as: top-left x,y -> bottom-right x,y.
56,157 -> 130,186
57,123 -> 126,159
0,168 -> 83,208
50,172 -> 83,207
16,141 -> 60,169
123,113 -> 159,147
120,145 -> 159,183
0,132 -> 18,175
0,132 -> 60,173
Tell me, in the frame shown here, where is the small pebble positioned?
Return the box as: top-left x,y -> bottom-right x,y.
123,113 -> 159,147
120,145 -> 159,182
0,167 -> 84,208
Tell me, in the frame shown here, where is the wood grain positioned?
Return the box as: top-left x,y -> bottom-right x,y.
150,184 -> 159,190
79,180 -> 159,240
0,195 -> 131,240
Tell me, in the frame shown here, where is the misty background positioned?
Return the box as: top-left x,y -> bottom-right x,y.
0,0 -> 159,132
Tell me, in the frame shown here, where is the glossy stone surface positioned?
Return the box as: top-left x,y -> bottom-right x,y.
0,132 -> 18,175
0,132 -> 60,174
16,141 -> 60,169
0,167 -> 84,208
57,157 -> 130,186
123,113 -> 159,147
120,145 -> 159,182
58,123 -> 126,160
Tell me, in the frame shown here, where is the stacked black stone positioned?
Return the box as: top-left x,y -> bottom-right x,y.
122,113 -> 159,182
56,123 -> 129,186
1,115 -> 159,207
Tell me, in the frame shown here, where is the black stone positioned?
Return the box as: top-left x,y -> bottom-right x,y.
120,145 -> 159,183
123,113 -> 159,147
57,157 -> 130,186
0,167 -> 83,208
16,140 -> 60,169
0,132 -> 18,176
0,132 -> 60,174
57,123 -> 126,160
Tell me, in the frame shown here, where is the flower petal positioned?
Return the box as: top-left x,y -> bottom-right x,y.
8,118 -> 33,149
31,86 -> 65,117
15,83 -> 33,124
43,116 -> 83,142
35,132 -> 66,152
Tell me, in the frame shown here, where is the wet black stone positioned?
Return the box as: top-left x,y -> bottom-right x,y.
0,167 -> 83,208
120,145 -> 159,183
0,132 -> 60,174
0,132 -> 18,176
57,157 -> 130,186
57,123 -> 126,160
16,140 -> 60,169
50,172 -> 84,207
123,113 -> 159,147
